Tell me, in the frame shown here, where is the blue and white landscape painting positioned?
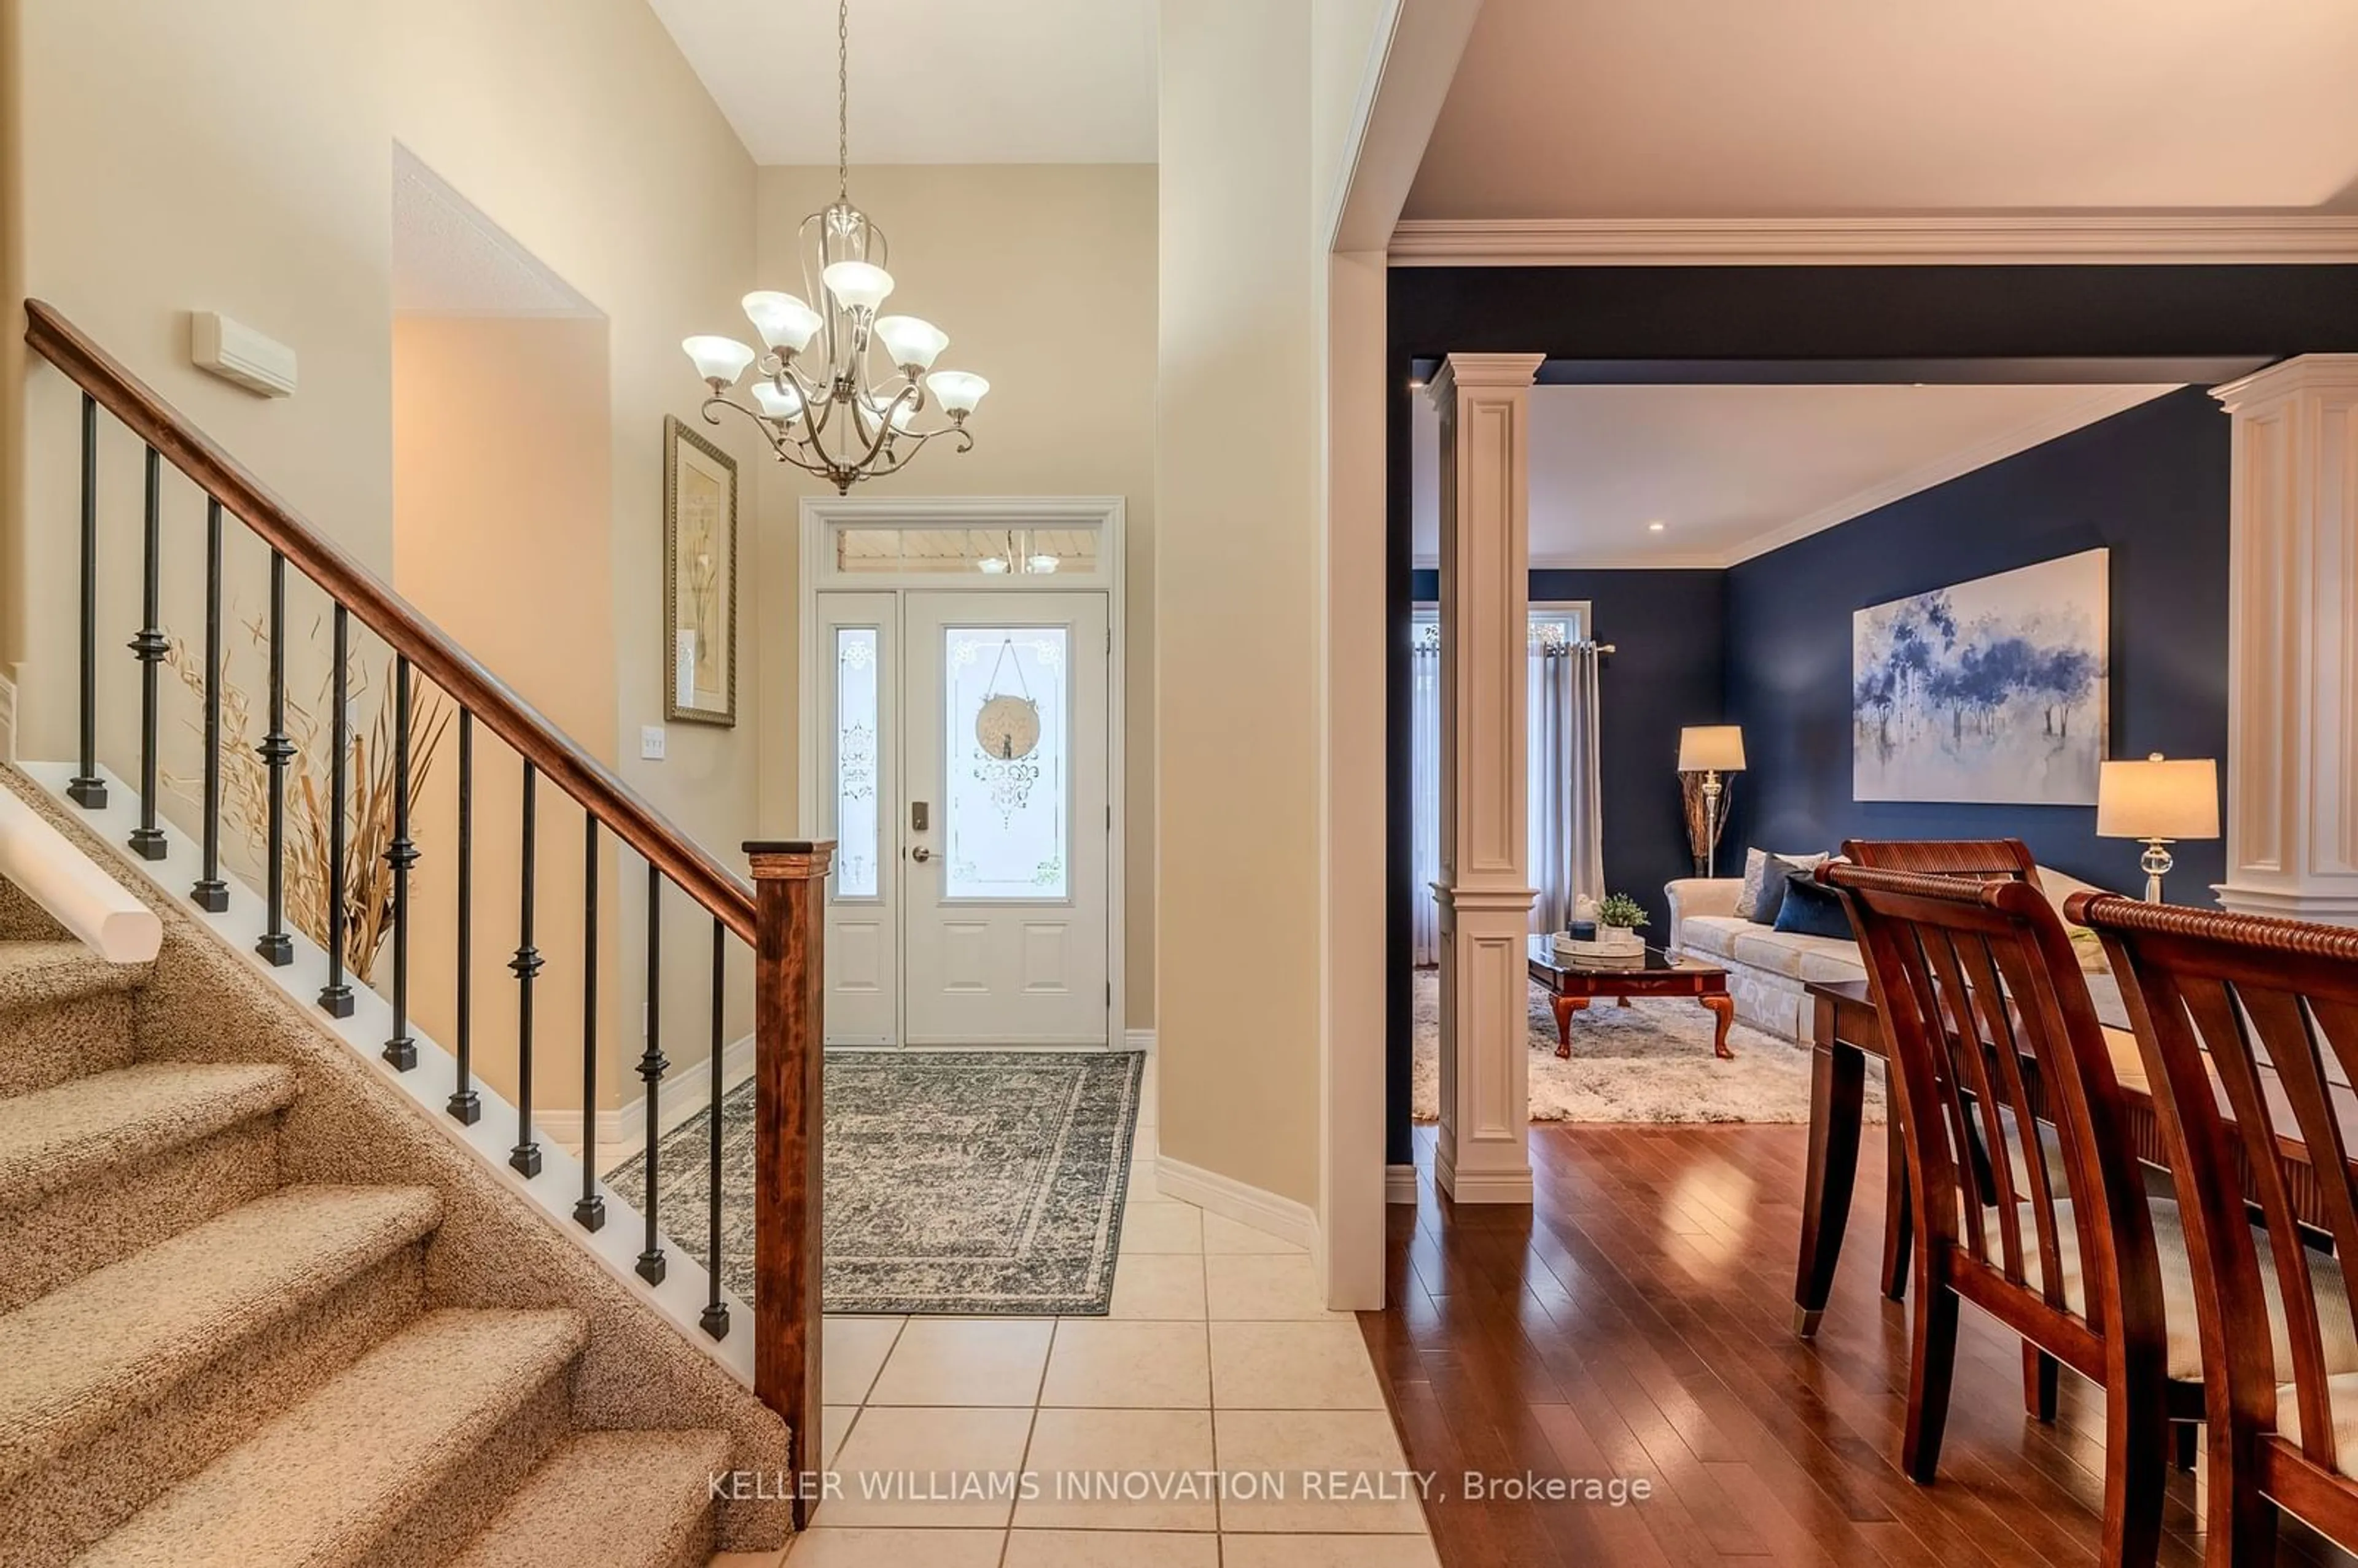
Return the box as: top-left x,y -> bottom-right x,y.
1853,549 -> 2109,805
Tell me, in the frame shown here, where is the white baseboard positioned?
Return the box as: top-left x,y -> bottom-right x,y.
1124,1028 -> 1156,1055
541,1031 -> 758,1171
0,671 -> 17,763
1385,1163 -> 1420,1205
1153,1151 -> 1318,1251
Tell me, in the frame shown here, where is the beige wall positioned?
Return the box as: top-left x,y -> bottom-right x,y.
392,315 -> 622,1114
1157,1 -> 1326,1205
751,163 -> 1160,1029
3,0 -> 762,1101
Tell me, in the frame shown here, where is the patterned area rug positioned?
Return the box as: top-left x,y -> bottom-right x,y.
607,1049 -> 1144,1316
1412,969 -> 1886,1125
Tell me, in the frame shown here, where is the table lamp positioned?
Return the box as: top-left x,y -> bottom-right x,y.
2096,753 -> 2219,903
1677,725 -> 1746,879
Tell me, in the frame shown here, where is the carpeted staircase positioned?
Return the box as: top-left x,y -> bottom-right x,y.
0,868 -> 753,1566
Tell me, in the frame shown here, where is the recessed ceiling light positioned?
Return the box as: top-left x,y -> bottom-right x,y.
1646,521 -> 1667,532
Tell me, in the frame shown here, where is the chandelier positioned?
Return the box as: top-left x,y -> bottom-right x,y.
682,0 -> 986,493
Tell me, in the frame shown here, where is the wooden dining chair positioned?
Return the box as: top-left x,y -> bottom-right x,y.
1844,840 -> 2077,1424
1846,840 -> 2047,1300
2071,894 -> 2358,1565
1821,857 -> 2185,1567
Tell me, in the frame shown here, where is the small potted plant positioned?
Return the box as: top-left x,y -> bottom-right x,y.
1597,892 -> 1649,954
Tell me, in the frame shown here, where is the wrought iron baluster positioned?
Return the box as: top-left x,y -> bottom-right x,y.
67,393 -> 104,810
383,656 -> 417,1067
448,712 -> 481,1124
192,499 -> 229,911
575,816 -> 605,1232
316,605 -> 354,1017
701,914 -> 730,1340
127,446 -> 167,860
511,763 -> 544,1177
637,865 -> 669,1285
255,552 -> 294,966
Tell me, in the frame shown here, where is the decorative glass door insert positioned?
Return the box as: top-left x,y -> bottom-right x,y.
834,627 -> 881,897
943,627 -> 1068,899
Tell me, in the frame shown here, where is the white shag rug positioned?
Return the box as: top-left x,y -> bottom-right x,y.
1412,968 -> 1888,1125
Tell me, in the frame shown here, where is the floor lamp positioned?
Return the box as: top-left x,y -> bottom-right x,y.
1678,725 -> 1747,879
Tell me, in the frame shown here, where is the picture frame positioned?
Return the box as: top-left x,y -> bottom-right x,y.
1851,547 -> 2110,805
664,414 -> 738,727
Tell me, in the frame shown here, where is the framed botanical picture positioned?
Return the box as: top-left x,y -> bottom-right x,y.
664,414 -> 738,726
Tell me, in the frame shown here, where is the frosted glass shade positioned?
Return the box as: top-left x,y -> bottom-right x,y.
926,370 -> 989,416
874,316 -> 948,370
2097,755 -> 2219,840
742,291 -> 823,354
682,335 -> 756,385
1678,724 -> 1746,773
750,380 -> 804,421
877,398 -> 917,432
822,260 -> 895,315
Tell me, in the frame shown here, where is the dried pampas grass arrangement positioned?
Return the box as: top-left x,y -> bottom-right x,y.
166,614 -> 451,985
1679,770 -> 1734,878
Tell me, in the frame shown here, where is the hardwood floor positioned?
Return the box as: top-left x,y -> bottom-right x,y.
1362,1122 -> 2358,1568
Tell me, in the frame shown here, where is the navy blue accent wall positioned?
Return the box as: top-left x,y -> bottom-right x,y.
1722,386 -> 2232,895
1409,569 -> 1725,936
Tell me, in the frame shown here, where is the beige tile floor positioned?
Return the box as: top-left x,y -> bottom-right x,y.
714,1063 -> 1438,1567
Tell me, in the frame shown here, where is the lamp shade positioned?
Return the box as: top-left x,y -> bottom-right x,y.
742,291 -> 823,354
750,379 -> 804,421
2097,754 -> 2219,840
925,370 -> 989,416
682,335 -> 757,385
1678,724 -> 1746,773
874,315 -> 948,371
822,260 -> 895,315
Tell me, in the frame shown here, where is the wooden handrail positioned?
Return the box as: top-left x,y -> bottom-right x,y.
22,298 -> 756,942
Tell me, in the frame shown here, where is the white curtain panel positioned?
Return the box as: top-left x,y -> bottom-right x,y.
1410,634 -> 1442,966
1413,632 -> 1606,958
1528,643 -> 1606,933
1566,643 -> 1606,919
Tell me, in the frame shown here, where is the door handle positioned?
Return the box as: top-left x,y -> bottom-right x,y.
910,847 -> 933,863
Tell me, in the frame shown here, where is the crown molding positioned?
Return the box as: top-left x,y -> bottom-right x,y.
1388,215 -> 2358,267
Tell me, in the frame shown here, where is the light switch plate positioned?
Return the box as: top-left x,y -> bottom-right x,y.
640,724 -> 666,761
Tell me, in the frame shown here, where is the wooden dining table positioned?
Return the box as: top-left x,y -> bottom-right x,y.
1791,974 -> 2358,1338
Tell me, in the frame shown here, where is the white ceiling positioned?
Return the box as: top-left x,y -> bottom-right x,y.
648,0 -> 1157,165
1407,0 -> 2358,220
1412,382 -> 2184,569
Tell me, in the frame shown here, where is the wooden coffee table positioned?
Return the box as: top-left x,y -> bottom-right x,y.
1527,936 -> 1735,1059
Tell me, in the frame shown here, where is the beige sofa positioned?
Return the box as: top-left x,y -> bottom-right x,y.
1665,866 -> 2127,1042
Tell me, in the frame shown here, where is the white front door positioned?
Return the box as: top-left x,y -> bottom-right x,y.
815,588 -> 1111,1047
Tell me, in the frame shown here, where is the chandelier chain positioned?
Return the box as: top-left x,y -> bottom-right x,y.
836,0 -> 850,203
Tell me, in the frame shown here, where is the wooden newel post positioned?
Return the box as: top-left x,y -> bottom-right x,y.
744,839 -> 832,1527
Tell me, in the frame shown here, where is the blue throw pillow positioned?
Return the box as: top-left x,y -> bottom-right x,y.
1773,867 -> 1855,941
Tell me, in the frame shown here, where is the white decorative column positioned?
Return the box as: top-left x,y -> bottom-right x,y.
2212,355 -> 2358,924
1431,352 -> 1544,1204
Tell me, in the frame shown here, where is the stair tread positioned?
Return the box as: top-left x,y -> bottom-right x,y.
77,1307 -> 589,1568
0,939 -> 147,1012
446,1427 -> 734,1568
0,1183 -> 441,1485
0,1061 -> 297,1210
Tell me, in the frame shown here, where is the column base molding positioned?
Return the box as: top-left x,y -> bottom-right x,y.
1434,1135 -> 1534,1206
2213,882 -> 2358,925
